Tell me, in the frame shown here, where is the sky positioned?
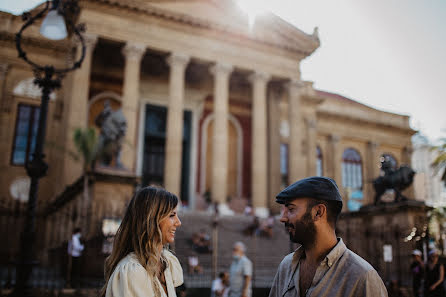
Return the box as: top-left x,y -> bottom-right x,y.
1,0 -> 446,143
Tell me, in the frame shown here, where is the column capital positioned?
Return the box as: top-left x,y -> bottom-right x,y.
285,79 -> 305,90
74,33 -> 97,50
329,134 -> 340,143
122,42 -> 146,61
167,52 -> 190,68
210,62 -> 233,77
248,71 -> 271,84
305,117 -> 317,129
368,141 -> 380,150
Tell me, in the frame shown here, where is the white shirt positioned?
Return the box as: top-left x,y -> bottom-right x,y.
106,249 -> 183,297
68,233 -> 84,257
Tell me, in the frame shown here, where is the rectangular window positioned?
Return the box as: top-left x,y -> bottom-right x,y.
280,143 -> 289,187
11,104 -> 40,165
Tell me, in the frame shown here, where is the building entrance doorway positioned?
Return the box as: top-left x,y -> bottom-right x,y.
142,104 -> 191,204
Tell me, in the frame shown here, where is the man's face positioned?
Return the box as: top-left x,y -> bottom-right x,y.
280,198 -> 316,248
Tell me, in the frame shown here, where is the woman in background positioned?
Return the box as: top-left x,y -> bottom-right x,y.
424,249 -> 445,297
100,186 -> 183,297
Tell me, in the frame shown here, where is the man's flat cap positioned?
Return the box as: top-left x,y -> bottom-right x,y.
276,176 -> 343,205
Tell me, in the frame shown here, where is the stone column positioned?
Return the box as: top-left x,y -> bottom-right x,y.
306,117 -> 317,176
365,141 -> 380,204
64,34 -> 97,185
249,71 -> 270,218
329,134 -> 342,184
164,53 -> 190,197
121,42 -> 146,172
287,80 -> 304,183
210,62 -> 233,214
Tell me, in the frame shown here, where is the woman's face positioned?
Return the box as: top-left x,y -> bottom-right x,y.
159,206 -> 181,245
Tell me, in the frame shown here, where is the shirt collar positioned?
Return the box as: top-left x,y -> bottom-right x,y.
291,237 -> 346,268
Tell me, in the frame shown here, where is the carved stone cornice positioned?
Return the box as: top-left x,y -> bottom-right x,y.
82,0 -> 319,56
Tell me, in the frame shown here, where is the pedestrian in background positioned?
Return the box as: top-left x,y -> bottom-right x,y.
67,227 -> 84,289
424,249 -> 445,297
228,242 -> 252,297
211,271 -> 229,297
410,249 -> 424,297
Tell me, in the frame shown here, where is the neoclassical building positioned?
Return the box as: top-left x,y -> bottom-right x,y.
0,0 -> 415,222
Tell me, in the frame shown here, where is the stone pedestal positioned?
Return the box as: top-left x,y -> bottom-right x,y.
338,201 -> 430,286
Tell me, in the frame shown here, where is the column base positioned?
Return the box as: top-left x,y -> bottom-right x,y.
254,207 -> 269,218
218,203 -> 235,216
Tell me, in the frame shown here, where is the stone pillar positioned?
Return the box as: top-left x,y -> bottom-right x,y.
210,62 -> 233,214
287,80 -> 304,183
306,117 -> 317,176
329,134 -> 342,185
121,42 -> 146,172
249,71 -> 270,218
164,53 -> 190,197
64,34 -> 97,185
365,141 -> 380,204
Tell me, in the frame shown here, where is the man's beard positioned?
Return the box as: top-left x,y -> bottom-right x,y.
285,211 -> 316,248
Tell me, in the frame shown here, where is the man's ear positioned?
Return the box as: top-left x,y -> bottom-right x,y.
312,204 -> 326,221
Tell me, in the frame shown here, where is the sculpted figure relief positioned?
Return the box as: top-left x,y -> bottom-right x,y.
94,100 -> 127,168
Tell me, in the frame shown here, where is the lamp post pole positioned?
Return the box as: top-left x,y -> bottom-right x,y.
13,1 -> 86,295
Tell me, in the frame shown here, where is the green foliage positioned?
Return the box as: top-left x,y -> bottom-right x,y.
72,127 -> 98,171
432,137 -> 446,186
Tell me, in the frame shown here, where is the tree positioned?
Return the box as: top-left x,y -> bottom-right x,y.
432,137 -> 446,186
71,127 -> 98,234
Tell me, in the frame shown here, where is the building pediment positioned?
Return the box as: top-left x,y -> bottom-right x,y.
88,0 -> 320,57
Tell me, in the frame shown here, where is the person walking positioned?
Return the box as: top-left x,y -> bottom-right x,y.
68,227 -> 84,288
100,186 -> 183,297
268,176 -> 388,297
211,271 -> 229,297
410,249 -> 424,297
228,242 -> 252,297
424,249 -> 445,297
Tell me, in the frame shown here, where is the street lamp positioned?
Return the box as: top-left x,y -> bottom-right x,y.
13,0 -> 86,295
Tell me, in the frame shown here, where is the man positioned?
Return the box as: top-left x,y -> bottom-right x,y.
68,227 -> 84,288
410,249 -> 424,297
211,271 -> 229,297
269,176 -> 388,297
229,242 -> 252,297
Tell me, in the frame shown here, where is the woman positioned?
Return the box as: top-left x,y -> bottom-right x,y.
424,249 -> 445,297
100,186 -> 183,297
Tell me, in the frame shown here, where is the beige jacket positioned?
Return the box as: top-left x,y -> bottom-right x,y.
268,239 -> 388,297
106,249 -> 183,297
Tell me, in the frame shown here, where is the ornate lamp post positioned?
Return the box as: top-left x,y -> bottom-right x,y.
13,0 -> 86,294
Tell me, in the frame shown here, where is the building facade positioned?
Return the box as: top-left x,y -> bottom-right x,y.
0,0 -> 415,221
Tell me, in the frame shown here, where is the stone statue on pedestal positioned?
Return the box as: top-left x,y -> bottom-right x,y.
373,155 -> 415,205
94,100 -> 127,168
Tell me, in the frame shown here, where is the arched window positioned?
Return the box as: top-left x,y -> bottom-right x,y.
342,148 -> 363,189
316,146 -> 323,176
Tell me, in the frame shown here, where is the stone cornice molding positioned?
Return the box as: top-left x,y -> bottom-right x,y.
317,110 -> 417,136
209,62 -> 233,77
122,41 -> 146,61
82,0 -> 319,56
166,52 -> 190,68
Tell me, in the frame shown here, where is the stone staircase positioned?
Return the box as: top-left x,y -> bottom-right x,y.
171,211 -> 295,288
